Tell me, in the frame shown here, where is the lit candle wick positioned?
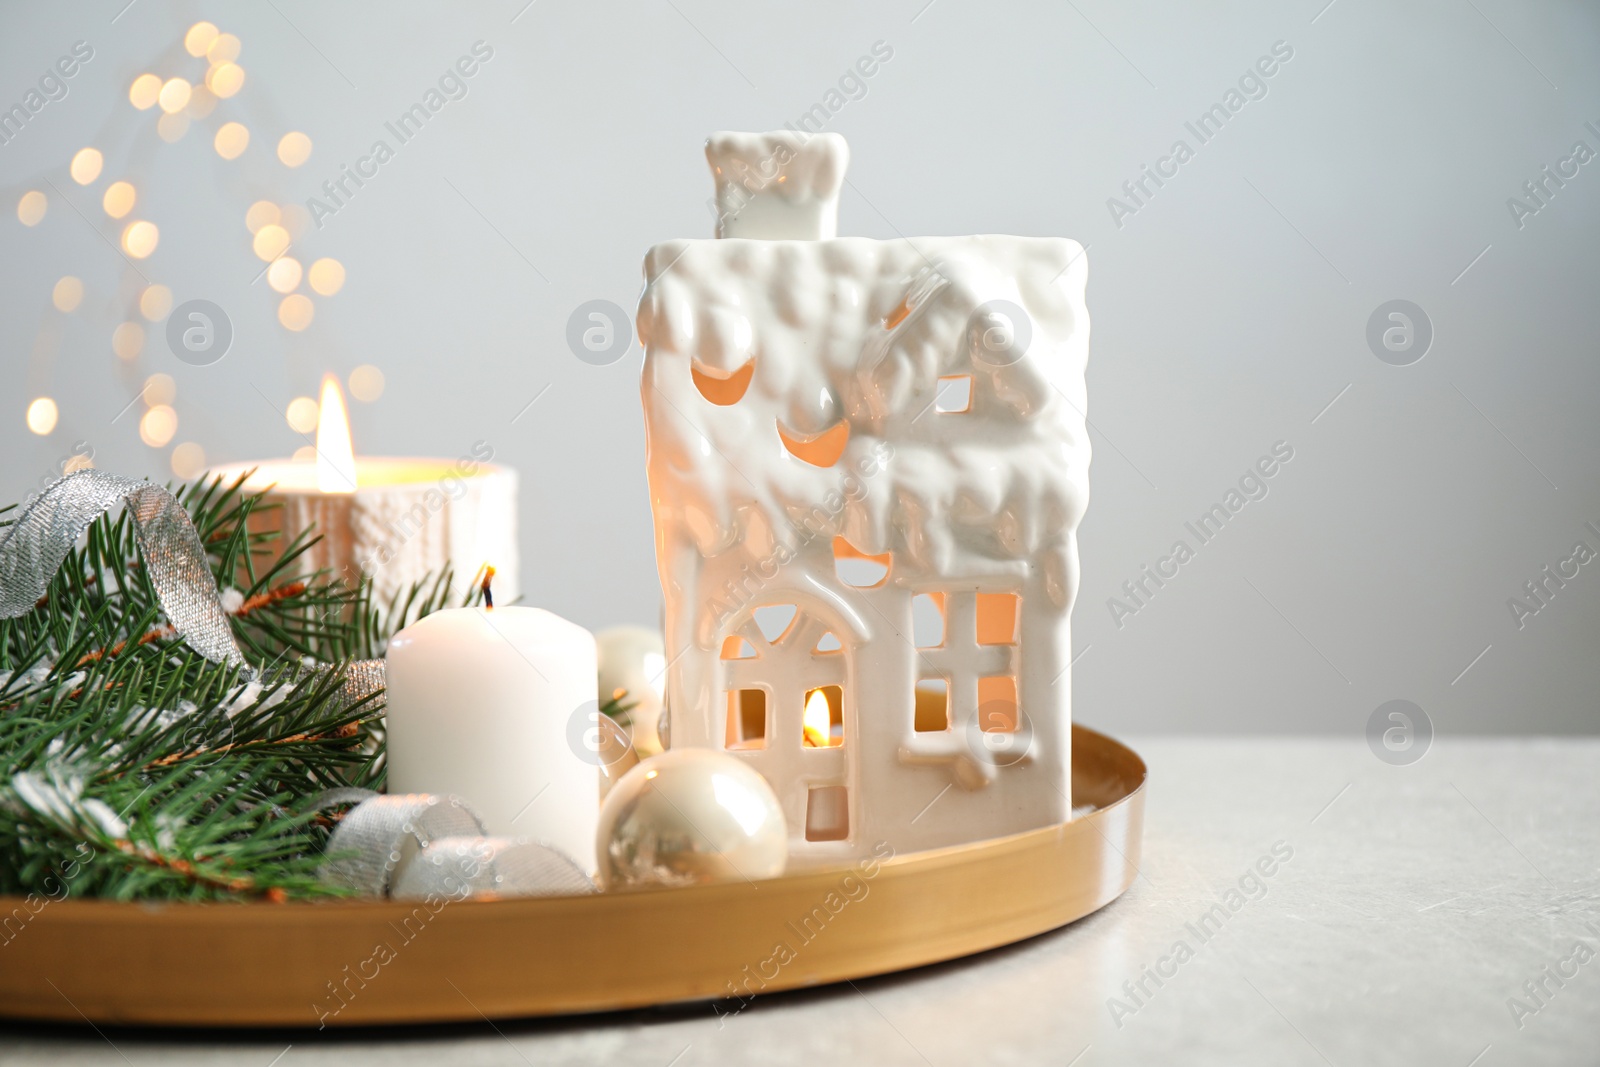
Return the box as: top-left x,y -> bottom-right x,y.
481,564 -> 496,611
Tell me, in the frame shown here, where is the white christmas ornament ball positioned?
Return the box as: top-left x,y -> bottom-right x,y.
596,749 -> 787,889
595,625 -> 668,757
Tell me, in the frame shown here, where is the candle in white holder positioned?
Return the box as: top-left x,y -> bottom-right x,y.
209,375 -> 518,605
384,597 -> 598,871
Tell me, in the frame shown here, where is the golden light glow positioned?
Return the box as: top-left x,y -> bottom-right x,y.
692,359 -> 754,406
214,121 -> 249,160
207,32 -> 241,64
307,257 -> 345,296
802,688 -> 833,748
139,284 -> 172,321
26,397 -> 58,436
129,73 -> 162,110
276,131 -> 312,167
252,223 -> 290,261
206,62 -> 245,98
184,21 -> 219,57
102,181 -> 136,219
158,77 -> 192,114
245,200 -> 279,234
171,441 -> 207,479
186,84 -> 217,119
315,373 -> 357,493
291,444 -> 317,464
51,276 -> 83,312
69,148 -> 102,185
63,451 -> 94,475
157,112 -> 190,143
266,256 -> 302,293
17,190 -> 47,226
348,364 -> 385,402
778,419 -> 851,468
277,293 -> 314,331
112,322 -> 145,361
121,220 -> 159,259
142,373 -> 176,406
285,396 -> 319,434
139,405 -> 178,448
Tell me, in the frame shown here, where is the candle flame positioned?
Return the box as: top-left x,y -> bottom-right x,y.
802,688 -> 833,747
315,373 -> 357,493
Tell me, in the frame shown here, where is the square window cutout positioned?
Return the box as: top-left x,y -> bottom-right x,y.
802,685 -> 844,747
915,678 -> 950,732
977,675 -> 1019,733
936,375 -> 973,413
725,689 -> 767,749
805,785 -> 849,842
912,592 -> 945,648
976,592 -> 1020,646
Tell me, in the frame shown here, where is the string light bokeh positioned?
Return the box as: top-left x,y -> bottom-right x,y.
14,20 -> 360,481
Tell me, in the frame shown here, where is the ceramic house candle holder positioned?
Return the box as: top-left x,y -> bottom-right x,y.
638,131 -> 1091,868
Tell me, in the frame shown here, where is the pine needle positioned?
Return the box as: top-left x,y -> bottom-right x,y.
0,474 -> 475,901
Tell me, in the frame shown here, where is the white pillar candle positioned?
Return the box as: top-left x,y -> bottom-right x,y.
385,605 -> 598,871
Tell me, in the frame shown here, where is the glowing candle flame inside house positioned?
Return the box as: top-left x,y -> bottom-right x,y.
802,688 -> 835,747
315,373 -> 358,494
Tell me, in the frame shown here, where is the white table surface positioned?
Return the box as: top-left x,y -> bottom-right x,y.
3,737 -> 1596,1066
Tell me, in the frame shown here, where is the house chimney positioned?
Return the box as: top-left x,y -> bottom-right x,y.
705,131 -> 848,240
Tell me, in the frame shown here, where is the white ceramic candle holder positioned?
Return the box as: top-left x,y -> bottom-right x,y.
638,132 -> 1091,867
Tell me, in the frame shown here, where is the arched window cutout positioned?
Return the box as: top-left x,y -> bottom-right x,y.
815,630 -> 842,653
752,603 -> 798,643
912,592 -> 945,648
721,635 -> 758,659
778,420 -> 850,467
833,537 -> 889,588
936,375 -> 973,413
692,358 -> 754,406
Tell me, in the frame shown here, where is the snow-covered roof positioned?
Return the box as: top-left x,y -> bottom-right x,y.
637,235 -> 1091,577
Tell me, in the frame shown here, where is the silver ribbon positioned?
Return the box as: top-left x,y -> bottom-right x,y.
337,659 -> 388,716
318,789 -> 594,898
392,836 -> 595,900
0,470 -> 386,707
0,470 -> 245,667
318,790 -> 484,895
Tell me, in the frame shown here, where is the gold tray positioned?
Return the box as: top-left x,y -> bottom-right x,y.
0,724 -> 1145,1028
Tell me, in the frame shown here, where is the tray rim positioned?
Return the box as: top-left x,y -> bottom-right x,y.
0,722 -> 1146,1029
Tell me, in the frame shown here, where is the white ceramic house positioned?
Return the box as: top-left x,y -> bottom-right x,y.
638,132 -> 1091,866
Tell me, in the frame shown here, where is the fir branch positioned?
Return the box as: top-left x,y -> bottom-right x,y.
0,474 -> 476,901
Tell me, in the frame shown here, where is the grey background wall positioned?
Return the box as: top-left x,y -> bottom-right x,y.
1,1 -> 1596,735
